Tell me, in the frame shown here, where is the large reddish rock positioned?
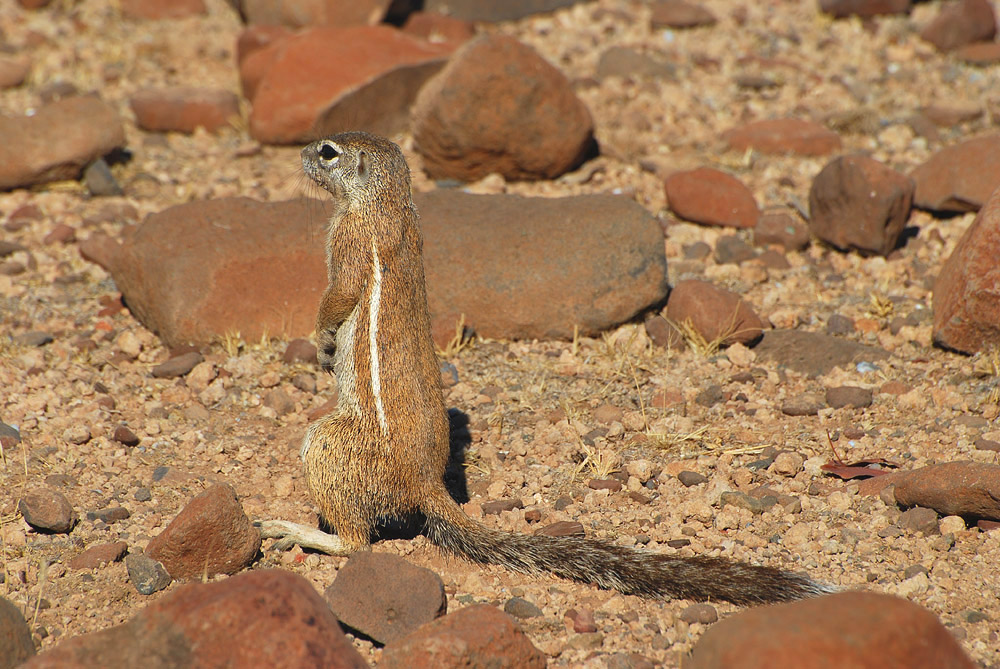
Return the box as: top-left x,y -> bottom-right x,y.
665,167 -> 759,229
0,596 -> 35,668
663,280 -> 763,347
247,26 -> 451,144
688,592 -> 974,669
380,604 -> 545,669
417,190 -> 667,342
933,186 -> 1000,353
920,0 -> 996,52
412,34 -> 595,181
421,0 -> 588,21
121,0 -> 206,19
894,462 -> 1000,520
325,552 -> 446,644
226,0 -> 391,27
0,97 -> 125,191
144,484 -> 260,579
808,155 -> 914,256
130,87 -> 240,134
910,134 -> 1000,213
819,0 -> 911,17
22,570 -> 368,669
106,198 -> 327,347
722,119 -> 842,156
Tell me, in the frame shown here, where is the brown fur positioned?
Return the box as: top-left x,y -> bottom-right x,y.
289,131 -> 832,605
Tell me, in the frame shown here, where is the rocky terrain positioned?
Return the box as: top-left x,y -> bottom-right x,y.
2,0 -> 1000,667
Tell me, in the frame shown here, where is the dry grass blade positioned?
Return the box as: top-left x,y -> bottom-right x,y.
868,292 -> 894,319
437,314 -> 474,357
573,440 -> 619,481
218,330 -> 243,357
665,313 -> 752,359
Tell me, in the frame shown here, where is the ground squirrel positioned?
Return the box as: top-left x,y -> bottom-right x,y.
259,131 -> 833,605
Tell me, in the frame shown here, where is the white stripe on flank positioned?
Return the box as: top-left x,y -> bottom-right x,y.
369,239 -> 388,433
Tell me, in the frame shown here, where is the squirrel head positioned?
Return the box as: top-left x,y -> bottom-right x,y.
302,131 -> 413,218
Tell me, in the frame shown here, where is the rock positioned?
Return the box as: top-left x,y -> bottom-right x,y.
688,592 -> 974,669
247,26 -> 451,144
412,35 -> 595,181
975,437 -> 1000,452
956,41 -> 1000,65
588,478 -> 623,492
922,103 -> 983,127
781,394 -> 824,416
0,55 -> 30,89
24,570 -> 367,668
418,190 -> 666,341
644,314 -> 686,349
819,0 -> 911,17
504,597 -> 543,619
722,119 -> 842,156
0,596 -> 35,668
401,12 -> 476,46
111,198 -> 328,347
894,462 -> 1000,521
69,541 -> 128,570
325,552 -> 446,645
130,87 -> 240,134
19,0 -> 54,7
0,97 -> 125,191
920,0 -> 996,52
420,0 -> 588,22
825,386 -> 873,409
379,604 -> 546,669
933,186 -> 1000,353
754,329 -> 889,377
753,212 -> 809,251
227,0 -> 391,27
145,483 -> 261,579
826,313 -> 855,335
665,167 -> 760,229
151,352 -> 204,378
18,488 -> 76,533
678,471 -> 708,486
596,46 -> 676,80
808,155 -> 914,256
714,235 -> 755,264
910,134 -> 1000,213
481,499 -> 524,515
124,554 -> 172,595
535,521 -> 585,537
283,338 -> 317,364
83,158 -> 123,197
649,0 -> 717,29
121,0 -> 206,19
15,331 -> 53,347
263,388 -> 294,415
87,507 -> 131,524
664,280 -> 763,347
897,506 -> 941,534
566,608 -> 598,633
679,603 -> 718,624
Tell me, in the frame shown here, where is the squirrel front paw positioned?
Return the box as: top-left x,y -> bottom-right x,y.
316,328 -> 337,373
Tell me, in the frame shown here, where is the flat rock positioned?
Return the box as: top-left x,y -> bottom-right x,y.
247,26 -> 451,144
933,185 -> 1000,353
665,167 -> 759,228
897,506 -> 940,534
226,0 -> 391,27
130,87 -> 239,134
18,487 -> 76,533
69,541 -> 129,570
649,0 -> 717,29
150,352 -> 204,378
144,483 -> 260,579
325,552 -> 446,645
781,393 -> 824,416
754,329 -> 889,377
753,212 -> 810,251
920,0 -> 996,52
379,604 -> 546,669
412,34 -> 595,181
0,596 -> 35,668
956,41 -> 1000,65
714,235 -> 755,264
124,554 -> 172,595
23,570 -> 368,669
722,118 -> 842,156
688,592 -> 974,669
596,46 -> 676,79
121,0 -> 206,19
663,279 -> 763,347
819,0 -> 911,17
421,0 -> 589,21
825,385 -> 873,409
910,134 -> 1000,213
0,97 -> 125,191
894,462 -> 1000,521
808,155 -> 914,256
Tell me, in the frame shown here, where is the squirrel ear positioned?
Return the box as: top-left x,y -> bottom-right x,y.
357,150 -> 370,184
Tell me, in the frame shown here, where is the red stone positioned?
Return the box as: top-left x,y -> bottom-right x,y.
723,118 -> 842,156
665,280 -> 764,346
120,0 -> 206,20
910,134 -> 1000,213
920,0 -> 996,52
665,167 -> 759,228
131,87 -> 240,134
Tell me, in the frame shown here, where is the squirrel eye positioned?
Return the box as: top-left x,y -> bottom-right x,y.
318,142 -> 339,161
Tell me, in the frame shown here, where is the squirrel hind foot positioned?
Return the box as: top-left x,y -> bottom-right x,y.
255,519 -> 357,555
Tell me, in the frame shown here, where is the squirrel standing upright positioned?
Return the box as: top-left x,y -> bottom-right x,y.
259,131 -> 833,605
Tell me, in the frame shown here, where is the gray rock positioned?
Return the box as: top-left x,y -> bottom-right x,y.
504,597 -> 543,619
125,554 -> 172,595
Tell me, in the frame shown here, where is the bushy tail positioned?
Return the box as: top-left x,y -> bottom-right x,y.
421,489 -> 833,606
